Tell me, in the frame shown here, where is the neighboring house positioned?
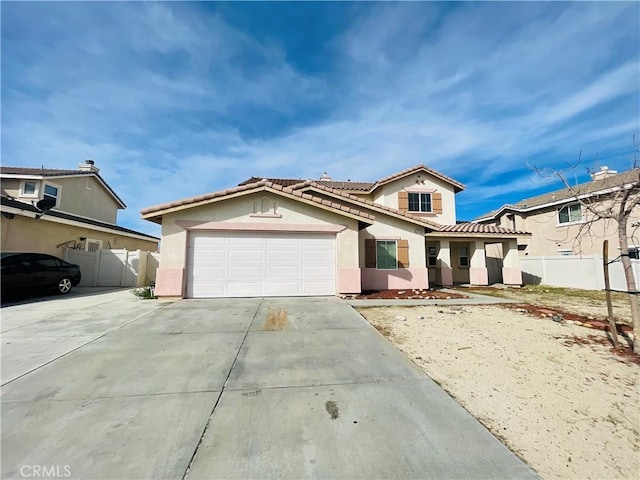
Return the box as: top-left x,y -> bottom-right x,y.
141,164 -> 529,299
474,167 -> 640,259
1,160 -> 159,256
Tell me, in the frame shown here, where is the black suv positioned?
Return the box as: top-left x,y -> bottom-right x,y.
1,252 -> 82,298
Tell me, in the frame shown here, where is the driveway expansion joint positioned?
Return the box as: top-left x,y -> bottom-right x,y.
181,297 -> 264,480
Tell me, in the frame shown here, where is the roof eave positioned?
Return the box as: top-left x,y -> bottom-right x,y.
425,231 -> 531,238
140,184 -> 375,225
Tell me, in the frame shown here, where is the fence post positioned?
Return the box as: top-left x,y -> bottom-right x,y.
137,250 -> 146,287
540,256 -> 547,285
92,250 -> 100,286
120,249 -> 129,287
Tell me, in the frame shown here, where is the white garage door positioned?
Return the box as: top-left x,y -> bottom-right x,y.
187,232 -> 336,298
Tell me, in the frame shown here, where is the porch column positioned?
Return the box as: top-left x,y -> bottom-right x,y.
436,239 -> 453,286
470,240 -> 489,285
502,239 -> 523,285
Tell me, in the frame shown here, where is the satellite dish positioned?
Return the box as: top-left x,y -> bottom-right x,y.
35,198 -> 56,219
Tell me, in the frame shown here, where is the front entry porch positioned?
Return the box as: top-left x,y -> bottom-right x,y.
425,235 -> 524,287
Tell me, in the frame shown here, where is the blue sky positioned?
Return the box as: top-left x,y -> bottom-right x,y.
2,1 -> 639,237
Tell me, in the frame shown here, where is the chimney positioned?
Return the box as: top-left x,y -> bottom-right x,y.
78,159 -> 100,173
591,166 -> 617,182
319,172 -> 332,181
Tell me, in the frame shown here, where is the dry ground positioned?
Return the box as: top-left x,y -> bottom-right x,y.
460,285 -> 633,325
358,304 -> 640,480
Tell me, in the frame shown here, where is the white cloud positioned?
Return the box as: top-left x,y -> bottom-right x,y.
2,1 -> 638,233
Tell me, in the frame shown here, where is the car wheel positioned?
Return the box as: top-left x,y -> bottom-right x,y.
58,277 -> 73,294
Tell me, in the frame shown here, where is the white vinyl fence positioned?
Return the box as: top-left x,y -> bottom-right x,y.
520,255 -> 640,292
63,249 -> 160,288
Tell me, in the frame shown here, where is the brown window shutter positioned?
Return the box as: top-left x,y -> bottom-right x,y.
433,193 -> 443,214
365,239 -> 376,268
398,191 -> 408,213
397,239 -> 409,268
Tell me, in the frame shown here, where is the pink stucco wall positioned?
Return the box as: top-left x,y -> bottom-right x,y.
436,267 -> 453,286
502,267 -> 523,286
469,267 -> 489,286
337,268 -> 361,294
361,268 -> 429,291
155,268 -> 185,297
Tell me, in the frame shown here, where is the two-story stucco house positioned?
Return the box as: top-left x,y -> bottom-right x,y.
474,167 -> 640,259
1,160 -> 159,255
141,164 -> 529,299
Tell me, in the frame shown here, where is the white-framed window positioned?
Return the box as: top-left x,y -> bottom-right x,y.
19,181 -> 38,197
43,183 -> 61,206
558,203 -> 582,225
85,239 -> 103,253
408,192 -> 432,212
376,240 -> 397,270
459,246 -> 469,267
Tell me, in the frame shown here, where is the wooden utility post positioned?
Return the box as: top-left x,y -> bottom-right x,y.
603,240 -> 620,348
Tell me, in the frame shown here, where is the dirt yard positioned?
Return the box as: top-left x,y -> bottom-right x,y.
358,304 -> 640,480
460,285 -> 633,325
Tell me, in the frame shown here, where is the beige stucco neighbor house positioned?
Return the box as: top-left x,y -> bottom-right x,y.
141,165 -> 529,299
474,167 -> 640,259
1,161 -> 159,255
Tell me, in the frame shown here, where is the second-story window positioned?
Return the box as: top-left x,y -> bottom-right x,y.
408,192 -> 432,212
558,203 -> 582,225
43,184 -> 60,206
21,181 -> 37,197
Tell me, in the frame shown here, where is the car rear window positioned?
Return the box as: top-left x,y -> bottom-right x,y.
36,257 -> 61,267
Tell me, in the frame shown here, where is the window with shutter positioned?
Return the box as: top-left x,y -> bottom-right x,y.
397,239 -> 409,268
365,239 -> 410,269
398,191 -> 409,213
432,193 -> 443,214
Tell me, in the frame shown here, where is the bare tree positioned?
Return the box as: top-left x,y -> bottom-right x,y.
532,145 -> 640,354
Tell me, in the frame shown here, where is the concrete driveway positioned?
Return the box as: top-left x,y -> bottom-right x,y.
2,291 -> 537,479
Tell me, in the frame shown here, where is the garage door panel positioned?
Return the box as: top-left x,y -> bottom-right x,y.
191,251 -> 227,264
266,250 -> 300,262
266,266 -> 299,278
188,232 -> 335,298
191,282 -> 226,297
228,267 -> 263,281
302,250 -> 334,263
229,250 -> 264,262
265,283 -> 300,296
228,283 -> 263,297
191,266 -> 227,278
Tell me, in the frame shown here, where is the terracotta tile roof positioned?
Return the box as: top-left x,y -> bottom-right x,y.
140,180 -> 375,222
240,165 -> 463,193
375,164 -> 466,192
317,181 -> 375,191
439,223 -> 530,235
294,181 -> 442,231
474,169 -> 640,221
237,177 -> 305,187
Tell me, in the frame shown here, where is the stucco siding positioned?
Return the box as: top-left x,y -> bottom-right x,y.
1,215 -> 158,256
49,176 -> 120,223
359,216 -> 426,268
1,179 -> 21,198
372,173 -> 457,225
497,206 -> 640,257
158,192 -> 359,270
